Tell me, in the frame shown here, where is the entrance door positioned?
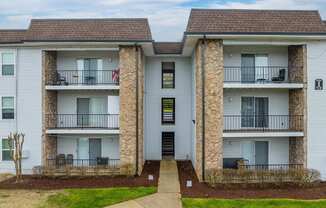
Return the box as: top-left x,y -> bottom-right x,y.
89,138 -> 101,166
77,98 -> 90,126
255,141 -> 269,165
241,54 -> 255,83
162,132 -> 175,158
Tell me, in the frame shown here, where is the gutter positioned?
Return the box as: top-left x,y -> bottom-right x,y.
135,44 -> 139,176
201,36 -> 207,181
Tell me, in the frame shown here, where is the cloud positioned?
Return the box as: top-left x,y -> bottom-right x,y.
0,0 -> 325,41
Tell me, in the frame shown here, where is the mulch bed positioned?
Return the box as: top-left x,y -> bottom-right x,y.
0,160 -> 160,190
177,160 -> 326,199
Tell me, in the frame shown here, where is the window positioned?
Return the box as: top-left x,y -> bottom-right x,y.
161,98 -> 175,124
2,97 -> 14,119
2,53 -> 14,76
162,62 -> 175,88
2,138 -> 13,161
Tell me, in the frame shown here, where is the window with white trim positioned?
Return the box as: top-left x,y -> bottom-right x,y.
2,138 -> 13,161
2,97 -> 14,119
2,53 -> 14,76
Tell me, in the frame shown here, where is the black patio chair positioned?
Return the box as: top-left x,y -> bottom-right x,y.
272,68 -> 286,82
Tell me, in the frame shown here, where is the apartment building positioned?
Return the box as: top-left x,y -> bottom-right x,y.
0,9 -> 326,180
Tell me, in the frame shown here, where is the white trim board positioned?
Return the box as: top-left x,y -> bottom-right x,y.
46,129 -> 119,135
45,85 -> 119,90
223,131 -> 304,138
224,83 -> 304,89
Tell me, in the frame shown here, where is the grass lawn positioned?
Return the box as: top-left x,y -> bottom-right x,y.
182,198 -> 326,208
41,187 -> 156,208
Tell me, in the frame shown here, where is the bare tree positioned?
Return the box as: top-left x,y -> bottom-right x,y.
8,132 -> 25,182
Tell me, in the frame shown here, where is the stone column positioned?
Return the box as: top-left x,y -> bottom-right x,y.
288,45 -> 307,167
42,51 -> 58,165
119,46 -> 144,175
195,39 -> 224,181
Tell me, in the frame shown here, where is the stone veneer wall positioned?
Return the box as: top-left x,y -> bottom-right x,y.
42,51 -> 58,165
119,46 -> 144,175
288,45 -> 307,166
195,39 -> 224,181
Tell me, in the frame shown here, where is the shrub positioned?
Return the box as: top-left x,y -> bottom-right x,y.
205,168 -> 321,186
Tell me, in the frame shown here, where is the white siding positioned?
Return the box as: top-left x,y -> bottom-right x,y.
307,41 -> 326,179
144,57 -> 192,160
57,51 -> 118,71
0,48 -> 42,173
224,88 -> 289,115
57,135 -> 119,159
57,91 -> 119,114
223,138 -> 289,164
224,45 -> 288,66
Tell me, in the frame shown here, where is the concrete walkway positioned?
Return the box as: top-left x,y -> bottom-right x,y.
107,160 -> 182,208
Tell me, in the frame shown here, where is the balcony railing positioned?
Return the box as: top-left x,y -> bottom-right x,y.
223,115 -> 303,132
224,66 -> 292,83
46,158 -> 120,169
46,114 -> 119,129
239,163 -> 304,170
47,70 -> 119,85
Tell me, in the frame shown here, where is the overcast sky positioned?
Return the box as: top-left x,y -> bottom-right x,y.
0,0 -> 326,41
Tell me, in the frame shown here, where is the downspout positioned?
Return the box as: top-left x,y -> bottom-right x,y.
201,36 -> 207,181
135,45 -> 139,175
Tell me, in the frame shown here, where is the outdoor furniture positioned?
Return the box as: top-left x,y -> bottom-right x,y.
56,154 -> 66,167
223,158 -> 245,169
272,68 -> 286,82
66,154 -> 73,165
97,157 -> 109,165
56,72 -> 68,85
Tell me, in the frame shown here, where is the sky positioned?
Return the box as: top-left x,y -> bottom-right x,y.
0,0 -> 326,41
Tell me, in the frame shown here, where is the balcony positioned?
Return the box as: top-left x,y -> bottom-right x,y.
224,66 -> 303,88
223,115 -> 304,137
46,114 -> 119,134
45,69 -> 120,90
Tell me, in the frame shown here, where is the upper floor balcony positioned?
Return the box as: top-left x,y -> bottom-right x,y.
223,115 -> 304,138
46,69 -> 119,86
45,50 -> 120,91
223,45 -> 304,89
46,114 -> 119,134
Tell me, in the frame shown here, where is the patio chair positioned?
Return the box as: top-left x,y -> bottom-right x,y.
56,72 -> 68,85
66,154 -> 73,166
97,157 -> 109,166
272,68 -> 286,82
56,154 -> 66,167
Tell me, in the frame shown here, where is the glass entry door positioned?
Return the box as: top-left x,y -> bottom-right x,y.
255,141 -> 269,165
77,98 -> 90,126
241,54 -> 255,82
241,97 -> 269,128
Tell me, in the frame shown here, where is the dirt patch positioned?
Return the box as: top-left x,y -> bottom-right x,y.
0,160 -> 160,190
177,160 -> 326,199
0,174 -> 13,183
0,189 -> 58,208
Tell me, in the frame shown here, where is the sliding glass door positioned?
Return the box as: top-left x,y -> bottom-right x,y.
241,97 -> 269,128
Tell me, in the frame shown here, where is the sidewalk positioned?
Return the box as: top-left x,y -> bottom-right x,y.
107,160 -> 182,208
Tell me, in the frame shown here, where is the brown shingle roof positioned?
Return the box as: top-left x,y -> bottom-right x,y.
153,42 -> 183,54
24,18 -> 152,42
0,30 -> 26,43
186,9 -> 326,34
